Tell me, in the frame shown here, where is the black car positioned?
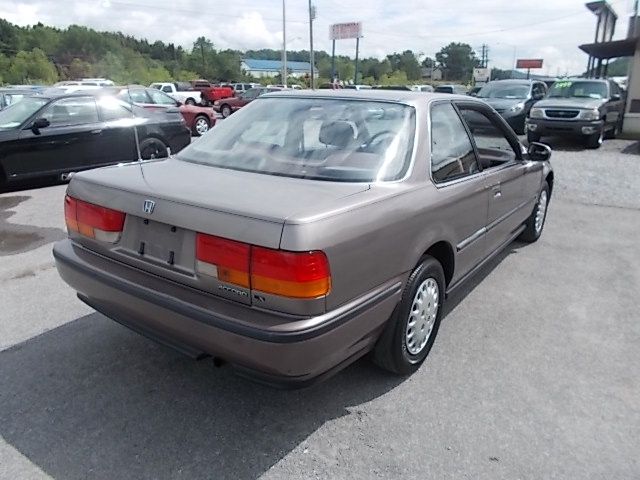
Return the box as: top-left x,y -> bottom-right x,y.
0,92 -> 191,189
476,80 -> 547,134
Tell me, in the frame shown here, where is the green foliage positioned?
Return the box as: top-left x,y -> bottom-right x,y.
6,48 -> 58,84
435,43 -> 479,82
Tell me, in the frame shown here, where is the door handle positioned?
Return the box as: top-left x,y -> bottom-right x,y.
491,184 -> 502,198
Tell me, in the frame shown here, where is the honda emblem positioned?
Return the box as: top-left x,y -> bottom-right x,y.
143,200 -> 155,214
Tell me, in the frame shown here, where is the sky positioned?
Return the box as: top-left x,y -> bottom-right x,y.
0,0 -> 636,75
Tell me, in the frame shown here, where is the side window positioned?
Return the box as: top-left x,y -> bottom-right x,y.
458,105 -> 519,169
40,97 -> 99,127
97,97 -> 133,121
147,89 -> 177,105
430,103 -> 478,183
161,85 -> 172,93
128,89 -> 151,103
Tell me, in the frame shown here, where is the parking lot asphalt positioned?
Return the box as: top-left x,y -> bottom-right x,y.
1,138 -> 639,480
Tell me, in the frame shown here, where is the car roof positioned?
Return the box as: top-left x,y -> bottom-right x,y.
486,79 -> 535,84
261,89 -> 473,104
560,77 -> 608,83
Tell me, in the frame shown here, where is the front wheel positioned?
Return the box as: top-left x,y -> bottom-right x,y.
519,181 -> 550,243
139,138 -> 169,160
192,115 -> 210,136
221,105 -> 232,118
585,130 -> 603,149
373,256 -> 445,375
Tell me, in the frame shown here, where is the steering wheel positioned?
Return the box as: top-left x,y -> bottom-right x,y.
364,130 -> 396,151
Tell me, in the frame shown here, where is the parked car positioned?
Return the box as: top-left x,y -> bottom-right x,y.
344,84 -> 373,91
475,79 -> 547,134
229,83 -> 261,95
525,78 -> 625,148
189,81 -> 235,106
213,87 -> 281,118
434,84 -> 468,94
0,88 -> 36,110
374,85 -> 412,91
467,86 -> 483,97
0,91 -> 191,189
53,90 -> 553,387
149,82 -> 201,106
411,84 -> 434,92
112,86 -> 216,136
54,78 -> 115,87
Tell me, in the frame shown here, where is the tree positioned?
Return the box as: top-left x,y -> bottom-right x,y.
421,56 -> 435,68
435,43 -> 479,82
7,48 -> 58,84
67,57 -> 93,79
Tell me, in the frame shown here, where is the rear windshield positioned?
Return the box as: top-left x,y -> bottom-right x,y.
177,97 -> 416,182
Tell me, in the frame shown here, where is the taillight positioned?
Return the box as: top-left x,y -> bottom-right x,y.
196,233 -> 250,287
64,195 -> 125,243
251,247 -> 331,299
195,233 -> 331,299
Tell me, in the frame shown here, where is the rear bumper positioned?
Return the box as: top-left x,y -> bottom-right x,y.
526,118 -> 604,136
53,240 -> 401,387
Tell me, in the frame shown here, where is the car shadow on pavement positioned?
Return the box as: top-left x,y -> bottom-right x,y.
0,241 -> 523,480
0,311 -> 404,480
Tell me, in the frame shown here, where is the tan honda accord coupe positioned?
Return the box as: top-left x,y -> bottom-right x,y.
54,90 -> 553,387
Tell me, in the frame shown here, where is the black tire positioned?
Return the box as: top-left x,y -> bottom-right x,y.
603,120 -> 620,140
185,97 -> 196,106
221,104 -> 232,118
585,130 -> 603,149
513,119 -> 526,136
139,137 -> 169,160
191,115 -> 210,136
527,131 -> 541,144
519,181 -> 550,243
372,256 -> 446,375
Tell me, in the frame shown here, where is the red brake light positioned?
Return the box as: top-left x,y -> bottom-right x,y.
64,195 -> 125,243
196,233 -> 250,287
251,248 -> 331,299
195,234 -> 332,299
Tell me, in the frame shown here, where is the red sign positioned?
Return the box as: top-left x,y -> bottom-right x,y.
516,59 -> 543,69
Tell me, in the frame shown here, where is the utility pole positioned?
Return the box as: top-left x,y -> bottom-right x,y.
308,0 -> 316,89
282,0 -> 287,87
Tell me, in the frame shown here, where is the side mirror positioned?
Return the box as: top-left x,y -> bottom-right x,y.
611,93 -> 621,101
533,92 -> 545,100
528,141 -> 551,162
31,117 -> 50,133
175,101 -> 182,106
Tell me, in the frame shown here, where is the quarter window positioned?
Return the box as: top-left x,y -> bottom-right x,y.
40,97 -> 99,127
430,103 -> 478,183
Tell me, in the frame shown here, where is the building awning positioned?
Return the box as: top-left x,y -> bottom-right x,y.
579,37 -> 639,59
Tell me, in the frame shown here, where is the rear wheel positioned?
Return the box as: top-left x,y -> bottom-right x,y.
185,97 -> 196,106
221,104 -> 232,118
139,138 -> 169,160
585,129 -> 603,149
373,256 -> 445,375
192,115 -> 210,136
519,181 -> 550,243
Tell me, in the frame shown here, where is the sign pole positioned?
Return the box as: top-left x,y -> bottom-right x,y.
527,68 -> 530,80
331,39 -> 336,82
282,0 -> 287,88
354,36 -> 360,84
308,0 -> 315,89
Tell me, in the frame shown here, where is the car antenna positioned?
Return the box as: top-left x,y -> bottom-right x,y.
127,85 -> 143,161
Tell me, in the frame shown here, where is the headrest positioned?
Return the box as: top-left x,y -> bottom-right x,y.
319,120 -> 356,148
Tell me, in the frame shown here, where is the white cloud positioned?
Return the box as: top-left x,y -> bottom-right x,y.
0,0 -> 634,75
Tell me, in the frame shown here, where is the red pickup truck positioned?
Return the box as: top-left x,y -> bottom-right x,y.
190,80 -> 234,106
